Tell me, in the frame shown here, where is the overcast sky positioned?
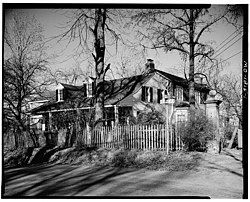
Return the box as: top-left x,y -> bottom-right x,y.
4,6 -> 244,85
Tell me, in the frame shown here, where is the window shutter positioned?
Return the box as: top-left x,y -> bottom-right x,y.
150,87 -> 153,102
92,81 -> 96,95
157,89 -> 161,103
83,84 -> 87,97
56,89 -> 58,101
141,86 -> 146,101
63,89 -> 66,100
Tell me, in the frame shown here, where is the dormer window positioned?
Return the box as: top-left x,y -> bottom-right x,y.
56,89 -> 64,102
56,83 -> 65,102
58,89 -> 63,101
86,77 -> 95,97
87,83 -> 93,97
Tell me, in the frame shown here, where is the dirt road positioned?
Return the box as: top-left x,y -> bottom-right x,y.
2,149 -> 243,198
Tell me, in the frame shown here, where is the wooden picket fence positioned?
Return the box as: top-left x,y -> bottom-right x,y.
76,124 -> 184,152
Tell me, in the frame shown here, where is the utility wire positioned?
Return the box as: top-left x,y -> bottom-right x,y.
210,51 -> 242,69
213,31 -> 243,56
214,26 -> 243,51
213,35 -> 243,58
197,27 -> 243,64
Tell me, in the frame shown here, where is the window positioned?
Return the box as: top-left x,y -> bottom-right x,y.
175,87 -> 183,101
59,90 -> 63,101
142,86 -> 153,103
149,87 -> 153,102
56,89 -> 64,101
157,89 -> 171,104
157,89 -> 163,103
87,83 -> 93,97
141,86 -> 146,101
195,91 -> 201,104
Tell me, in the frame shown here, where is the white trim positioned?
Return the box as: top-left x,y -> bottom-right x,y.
37,104 -> 116,114
56,83 -> 65,90
28,100 -> 49,104
87,82 -> 93,97
57,89 -> 64,102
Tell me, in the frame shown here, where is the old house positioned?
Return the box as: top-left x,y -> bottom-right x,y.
31,59 -> 211,130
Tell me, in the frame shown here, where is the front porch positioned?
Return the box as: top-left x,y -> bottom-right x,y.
36,105 -> 135,131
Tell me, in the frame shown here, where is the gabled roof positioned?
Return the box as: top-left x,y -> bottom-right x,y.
27,90 -> 56,103
60,83 -> 86,91
156,69 -> 210,91
102,72 -> 153,105
31,69 -> 210,114
156,69 -> 187,85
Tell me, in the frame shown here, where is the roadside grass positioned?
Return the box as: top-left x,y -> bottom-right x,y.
4,145 -> 202,172
49,147 -> 202,171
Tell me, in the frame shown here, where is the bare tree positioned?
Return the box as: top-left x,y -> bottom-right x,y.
131,6 -> 242,110
48,61 -> 91,86
215,74 -> 242,126
55,8 -> 124,126
110,46 -> 146,79
4,10 -> 50,148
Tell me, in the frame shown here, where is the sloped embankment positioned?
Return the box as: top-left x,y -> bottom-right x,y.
4,145 -> 201,172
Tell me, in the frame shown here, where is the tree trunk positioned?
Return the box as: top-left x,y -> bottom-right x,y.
29,129 -> 40,148
14,127 -> 19,149
227,126 -> 238,149
93,8 -> 106,126
189,9 -> 196,110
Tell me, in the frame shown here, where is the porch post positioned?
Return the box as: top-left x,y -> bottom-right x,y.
114,105 -> 119,125
42,115 -> 46,131
76,108 -> 81,144
48,111 -> 52,131
165,98 -> 175,152
86,122 -> 91,145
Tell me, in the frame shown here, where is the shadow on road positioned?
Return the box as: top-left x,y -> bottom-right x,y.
3,150 -> 242,197
199,149 -> 243,178
223,149 -> 242,162
3,164 -> 137,197
204,161 -> 243,177
3,151 -> 204,197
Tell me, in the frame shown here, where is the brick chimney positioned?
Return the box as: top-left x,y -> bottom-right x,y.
145,59 -> 155,72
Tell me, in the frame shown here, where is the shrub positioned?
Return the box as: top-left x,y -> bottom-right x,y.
178,109 -> 215,152
135,150 -> 166,169
111,149 -> 137,167
137,110 -> 165,125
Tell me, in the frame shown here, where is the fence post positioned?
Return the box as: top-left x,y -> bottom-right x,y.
83,123 -> 186,151
166,124 -> 169,154
139,125 -> 142,150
